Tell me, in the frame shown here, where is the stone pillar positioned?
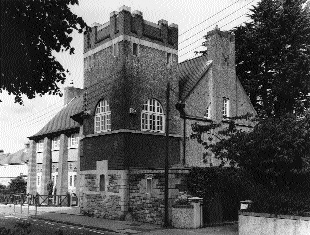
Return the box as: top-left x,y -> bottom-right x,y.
41,137 -> 51,195
27,140 -> 37,195
57,134 -> 68,195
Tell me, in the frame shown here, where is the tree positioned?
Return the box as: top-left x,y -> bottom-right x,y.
7,176 -> 27,194
233,0 -> 310,117
1,0 -> 88,104
191,114 -> 310,189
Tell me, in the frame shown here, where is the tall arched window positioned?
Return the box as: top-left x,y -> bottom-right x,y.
95,100 -> 111,133
141,99 -> 165,133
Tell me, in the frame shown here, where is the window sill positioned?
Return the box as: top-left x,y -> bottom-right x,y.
83,129 -> 182,139
68,147 -> 78,149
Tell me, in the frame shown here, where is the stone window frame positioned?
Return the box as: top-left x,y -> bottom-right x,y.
36,140 -> 44,153
99,174 -> 105,192
112,42 -> 119,57
94,100 -> 111,133
146,177 -> 152,195
141,99 -> 165,133
222,97 -> 230,118
166,52 -> 172,67
68,133 -> 79,149
52,136 -> 60,151
132,42 -> 139,56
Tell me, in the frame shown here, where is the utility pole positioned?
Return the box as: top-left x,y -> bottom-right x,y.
164,81 -> 170,228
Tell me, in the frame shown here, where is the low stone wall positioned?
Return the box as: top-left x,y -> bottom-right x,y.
129,168 -> 189,225
239,212 -> 310,235
172,205 -> 194,228
79,161 -> 129,220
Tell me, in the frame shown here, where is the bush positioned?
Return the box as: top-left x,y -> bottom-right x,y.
186,167 -> 310,216
7,176 -> 26,194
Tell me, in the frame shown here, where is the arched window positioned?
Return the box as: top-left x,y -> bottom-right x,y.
95,100 -> 111,133
141,99 -> 165,133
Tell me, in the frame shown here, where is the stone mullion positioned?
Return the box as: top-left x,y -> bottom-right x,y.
41,137 -> 52,195
57,134 -> 68,195
27,140 -> 37,195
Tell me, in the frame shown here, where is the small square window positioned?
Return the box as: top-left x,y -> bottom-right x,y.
133,43 -> 138,56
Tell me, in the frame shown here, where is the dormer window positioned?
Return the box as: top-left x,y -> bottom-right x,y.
223,98 -> 230,118
68,133 -> 79,149
132,43 -> 139,56
52,137 -> 60,151
36,140 -> 44,153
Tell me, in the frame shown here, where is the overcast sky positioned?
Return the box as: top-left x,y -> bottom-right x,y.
0,0 -> 258,153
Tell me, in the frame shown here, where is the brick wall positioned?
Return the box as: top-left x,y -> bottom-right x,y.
183,29 -> 256,167
80,132 -> 181,171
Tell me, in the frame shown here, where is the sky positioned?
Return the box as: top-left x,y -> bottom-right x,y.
0,0 -> 259,153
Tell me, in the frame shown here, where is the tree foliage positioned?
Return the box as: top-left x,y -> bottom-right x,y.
191,114 -> 310,188
234,0 -> 310,117
1,0 -> 88,104
7,176 -> 27,194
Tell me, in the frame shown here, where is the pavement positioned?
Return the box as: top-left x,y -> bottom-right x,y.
0,204 -> 238,235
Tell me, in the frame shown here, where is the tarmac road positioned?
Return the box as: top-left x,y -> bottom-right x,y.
0,214 -> 116,235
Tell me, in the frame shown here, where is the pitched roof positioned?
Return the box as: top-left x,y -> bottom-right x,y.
178,56 -> 212,101
0,149 -> 29,165
29,96 -> 83,139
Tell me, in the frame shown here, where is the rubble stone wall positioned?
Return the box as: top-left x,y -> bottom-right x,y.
128,169 -> 189,225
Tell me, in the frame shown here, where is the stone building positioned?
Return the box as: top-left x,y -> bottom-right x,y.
0,146 -> 29,186
27,6 -> 256,224
27,87 -> 83,196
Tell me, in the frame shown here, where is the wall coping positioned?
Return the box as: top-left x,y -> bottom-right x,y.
239,211 -> 310,221
172,204 -> 193,208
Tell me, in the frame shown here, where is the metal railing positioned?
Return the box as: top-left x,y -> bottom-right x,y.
0,193 -> 78,207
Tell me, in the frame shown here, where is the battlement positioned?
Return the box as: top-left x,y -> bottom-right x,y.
84,5 -> 178,53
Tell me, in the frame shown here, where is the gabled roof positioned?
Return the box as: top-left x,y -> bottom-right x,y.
0,149 -> 29,165
29,96 -> 83,139
178,56 -> 212,101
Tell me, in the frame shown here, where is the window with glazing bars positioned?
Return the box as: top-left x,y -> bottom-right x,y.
95,100 -> 111,133
141,99 -> 165,133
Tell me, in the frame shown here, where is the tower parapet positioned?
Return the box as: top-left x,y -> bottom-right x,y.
84,6 -> 178,53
